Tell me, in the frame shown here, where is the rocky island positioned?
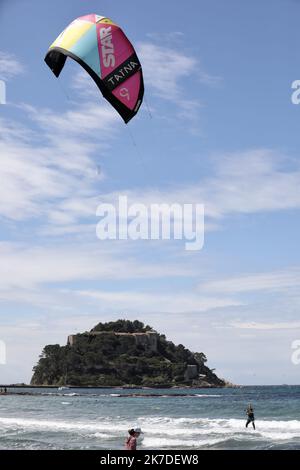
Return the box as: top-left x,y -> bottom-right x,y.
31,320 -> 226,388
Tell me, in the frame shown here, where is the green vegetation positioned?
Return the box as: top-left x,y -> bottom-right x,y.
31,320 -> 225,387
92,319 -> 151,333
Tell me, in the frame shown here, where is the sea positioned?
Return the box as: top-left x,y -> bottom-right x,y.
0,385 -> 300,450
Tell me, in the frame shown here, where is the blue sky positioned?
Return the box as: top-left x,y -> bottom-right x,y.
1,0 -> 300,385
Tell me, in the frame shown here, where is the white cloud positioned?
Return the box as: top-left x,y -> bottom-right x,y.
0,241 -> 199,298
71,68 -> 100,98
206,149 -> 300,215
0,51 -> 24,80
43,146 -> 300,238
3,105 -> 300,245
138,42 -> 197,101
136,40 -> 221,131
0,98 -> 118,221
0,235 -> 242,316
8,52 -> 298,233
230,321 -> 300,330
96,148 -> 300,224
201,268 -> 300,295
74,288 -> 241,314
25,101 -> 118,138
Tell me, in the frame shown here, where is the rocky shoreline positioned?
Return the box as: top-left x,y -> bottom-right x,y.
1,382 -> 236,390
0,389 -> 239,398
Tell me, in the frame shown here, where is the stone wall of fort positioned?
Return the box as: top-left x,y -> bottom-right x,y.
67,330 -> 159,352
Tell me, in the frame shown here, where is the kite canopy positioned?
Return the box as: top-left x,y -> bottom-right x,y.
45,14 -> 144,123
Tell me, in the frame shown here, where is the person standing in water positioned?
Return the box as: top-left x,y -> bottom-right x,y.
125,428 -> 143,450
245,404 -> 256,430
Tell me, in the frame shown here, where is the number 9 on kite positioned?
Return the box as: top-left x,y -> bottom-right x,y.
45,14 -> 144,123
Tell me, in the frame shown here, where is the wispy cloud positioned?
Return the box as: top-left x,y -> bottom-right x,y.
86,148 -> 300,231
138,42 -> 198,101
137,42 -> 205,129
3,106 -> 300,241
24,102 -> 118,138
0,241 -> 198,294
74,288 -> 241,314
141,35 -> 221,88
0,51 -> 24,80
230,321 -> 300,330
202,149 -> 300,217
71,68 -> 100,98
201,268 -> 300,295
45,146 -> 300,240
0,97 -> 119,221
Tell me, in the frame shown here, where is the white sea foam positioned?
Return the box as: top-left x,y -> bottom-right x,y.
92,432 -> 111,439
0,416 -> 128,434
136,416 -> 300,445
142,436 -> 224,448
195,394 -> 222,398
1,415 -> 300,447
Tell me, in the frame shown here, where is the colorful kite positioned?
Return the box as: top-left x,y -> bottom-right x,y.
45,14 -> 144,123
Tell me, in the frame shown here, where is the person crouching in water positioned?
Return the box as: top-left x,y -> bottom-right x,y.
245,404 -> 255,430
125,428 -> 143,450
